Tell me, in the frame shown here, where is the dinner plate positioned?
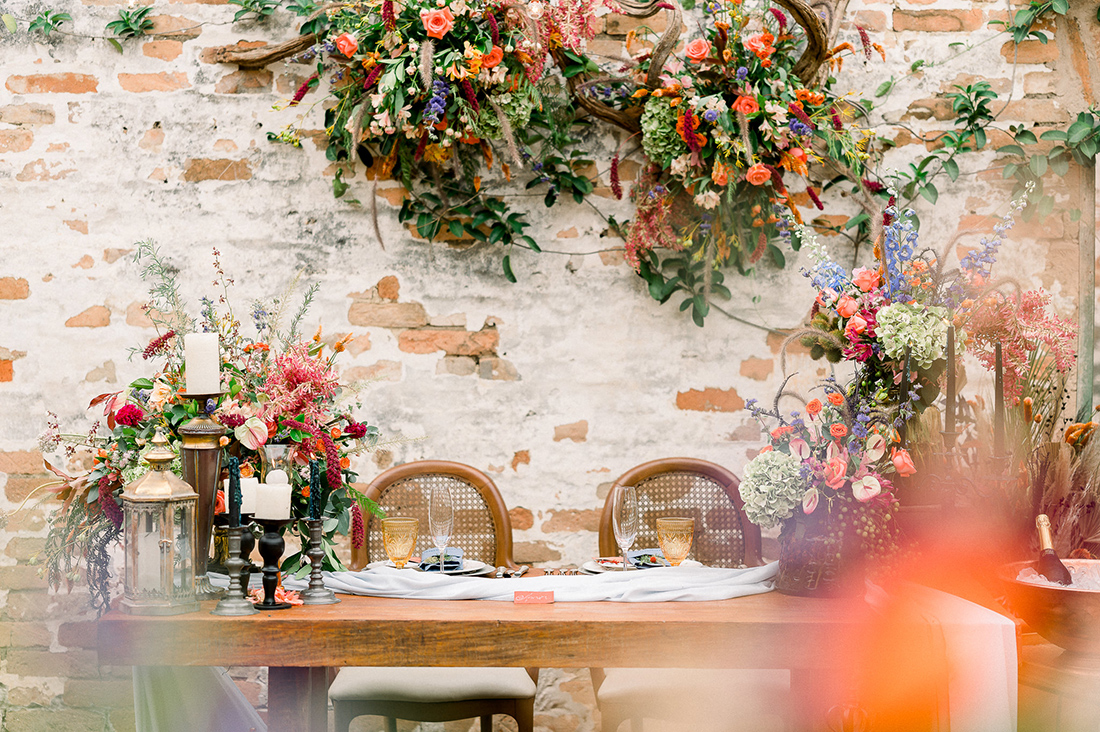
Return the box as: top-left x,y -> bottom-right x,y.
366,559 -> 495,576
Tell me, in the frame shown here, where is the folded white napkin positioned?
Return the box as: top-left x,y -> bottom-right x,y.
282,562 -> 778,603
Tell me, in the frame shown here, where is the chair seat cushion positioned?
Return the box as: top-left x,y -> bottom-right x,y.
597,668 -> 789,720
329,667 -> 536,704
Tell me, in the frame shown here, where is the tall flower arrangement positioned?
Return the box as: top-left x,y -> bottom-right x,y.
617,0 -> 879,325
33,243 -> 382,612
741,381 -> 906,573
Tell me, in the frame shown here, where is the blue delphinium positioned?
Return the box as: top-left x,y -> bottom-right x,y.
423,80 -> 449,126
881,206 -> 917,303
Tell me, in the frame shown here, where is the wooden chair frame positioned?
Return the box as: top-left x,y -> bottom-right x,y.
597,457 -> 762,567
350,460 -> 519,571
338,461 -> 532,732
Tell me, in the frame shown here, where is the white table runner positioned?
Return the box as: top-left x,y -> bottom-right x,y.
283,561 -> 780,602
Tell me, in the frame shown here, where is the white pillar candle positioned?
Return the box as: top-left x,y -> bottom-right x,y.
254,472 -> 292,520
184,332 -> 221,394
239,477 -> 259,515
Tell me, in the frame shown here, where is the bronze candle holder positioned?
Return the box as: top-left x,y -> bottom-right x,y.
300,518 -> 339,605
179,392 -> 226,601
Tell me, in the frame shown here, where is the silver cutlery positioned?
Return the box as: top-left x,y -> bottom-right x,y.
513,565 -> 529,578
495,566 -> 507,578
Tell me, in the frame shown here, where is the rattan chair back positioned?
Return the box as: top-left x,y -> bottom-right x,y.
355,461 -> 517,570
598,458 -> 762,568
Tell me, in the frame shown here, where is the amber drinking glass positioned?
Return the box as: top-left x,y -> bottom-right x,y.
656,517 -> 695,567
382,517 -> 419,569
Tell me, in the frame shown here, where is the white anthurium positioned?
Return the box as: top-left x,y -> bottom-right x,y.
852,475 -> 882,502
788,437 -> 811,460
866,433 -> 887,462
802,487 -> 819,514
234,416 -> 269,451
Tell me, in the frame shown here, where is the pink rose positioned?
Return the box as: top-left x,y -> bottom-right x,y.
334,33 -> 358,57
852,267 -> 880,293
823,456 -> 847,489
845,313 -> 868,337
685,39 -> 711,63
891,447 -> 917,478
234,416 -> 269,452
420,7 -> 455,39
836,295 -> 858,318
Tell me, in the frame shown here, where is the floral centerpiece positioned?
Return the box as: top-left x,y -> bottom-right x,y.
612,0 -> 880,324
34,243 -> 381,613
742,380 -> 907,595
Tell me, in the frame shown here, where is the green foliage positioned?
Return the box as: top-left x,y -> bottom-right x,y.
28,10 -> 70,36
228,0 -> 280,22
2,13 -> 16,33
998,112 -> 1100,221
287,0 -> 326,34
105,5 -> 153,37
990,0 -> 1072,45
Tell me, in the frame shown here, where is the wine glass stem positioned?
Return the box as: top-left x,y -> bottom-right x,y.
439,544 -> 447,575
621,547 -> 629,572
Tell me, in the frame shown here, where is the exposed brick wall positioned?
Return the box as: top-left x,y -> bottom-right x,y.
1,1 -> 1098,730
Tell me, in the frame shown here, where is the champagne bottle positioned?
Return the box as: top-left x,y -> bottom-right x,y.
1036,514 -> 1072,585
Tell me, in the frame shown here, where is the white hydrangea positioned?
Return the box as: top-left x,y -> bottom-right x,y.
738,450 -> 805,529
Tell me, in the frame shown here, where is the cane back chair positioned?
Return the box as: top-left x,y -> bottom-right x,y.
597,457 -> 762,568
593,458 -> 784,732
332,461 -> 535,732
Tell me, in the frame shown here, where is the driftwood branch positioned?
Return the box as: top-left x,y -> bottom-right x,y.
207,34 -> 317,68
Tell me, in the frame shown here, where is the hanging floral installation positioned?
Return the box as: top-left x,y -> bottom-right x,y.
224,0 -> 880,322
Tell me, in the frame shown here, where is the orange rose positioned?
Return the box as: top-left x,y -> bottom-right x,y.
827,392 -> 845,406
334,33 -> 359,57
684,38 -> 711,63
743,32 -> 775,59
420,7 -> 455,39
745,163 -> 771,186
482,45 -> 504,68
830,423 -> 848,439
806,398 -> 822,417
731,95 -> 759,115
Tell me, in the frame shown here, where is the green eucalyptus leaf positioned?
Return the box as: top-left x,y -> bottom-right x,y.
2,14 -> 17,32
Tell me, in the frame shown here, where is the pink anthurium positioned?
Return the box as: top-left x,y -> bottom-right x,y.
788,438 -> 810,460
802,487 -> 819,514
852,474 -> 882,502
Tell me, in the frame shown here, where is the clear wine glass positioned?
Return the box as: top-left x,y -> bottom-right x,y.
612,485 -> 638,572
428,484 -> 454,575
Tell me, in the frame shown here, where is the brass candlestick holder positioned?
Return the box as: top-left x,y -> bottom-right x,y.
300,519 -> 339,605
211,525 -> 258,616
179,392 -> 226,601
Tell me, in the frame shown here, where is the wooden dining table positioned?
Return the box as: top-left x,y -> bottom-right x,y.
97,587 -> 886,732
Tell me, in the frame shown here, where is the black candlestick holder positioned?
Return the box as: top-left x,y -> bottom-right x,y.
238,515 -> 258,597
211,525 -> 258,616
300,518 -> 339,605
256,518 -> 294,610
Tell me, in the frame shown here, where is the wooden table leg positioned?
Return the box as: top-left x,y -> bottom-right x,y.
268,666 -> 330,732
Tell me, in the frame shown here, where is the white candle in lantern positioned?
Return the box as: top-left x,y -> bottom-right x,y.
239,477 -> 259,515
184,332 -> 221,395
254,471 -> 292,520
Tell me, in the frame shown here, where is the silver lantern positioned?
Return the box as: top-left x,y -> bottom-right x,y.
120,431 -> 200,615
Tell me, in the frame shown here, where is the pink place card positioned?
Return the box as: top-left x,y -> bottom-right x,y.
514,591 -> 554,604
